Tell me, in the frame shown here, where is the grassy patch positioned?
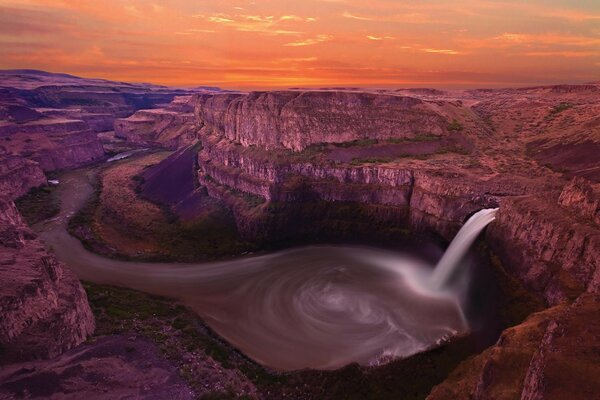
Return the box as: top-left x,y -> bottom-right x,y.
333,139 -> 379,148
15,185 -> 60,225
387,133 -> 440,144
447,119 -> 464,131
82,282 -> 480,400
84,282 -> 294,397
549,102 -> 573,115
70,157 -> 254,262
350,156 -> 396,165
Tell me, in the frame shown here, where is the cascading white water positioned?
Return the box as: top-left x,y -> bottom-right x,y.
430,208 -> 499,289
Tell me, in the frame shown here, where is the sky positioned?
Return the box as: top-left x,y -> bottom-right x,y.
0,0 -> 599,89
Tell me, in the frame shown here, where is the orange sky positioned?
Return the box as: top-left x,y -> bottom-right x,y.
0,0 -> 599,89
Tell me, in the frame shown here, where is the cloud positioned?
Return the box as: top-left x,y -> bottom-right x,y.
422,48 -> 461,55
366,35 -> 394,41
192,12 -> 314,35
284,34 -> 333,46
207,16 -> 234,23
342,11 -> 374,21
279,57 -> 318,62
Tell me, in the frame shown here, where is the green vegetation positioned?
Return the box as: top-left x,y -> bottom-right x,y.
84,283 -> 270,398
67,160 -> 255,262
67,176 -> 103,250
15,185 -> 60,225
549,102 -> 574,115
447,119 -> 464,131
350,156 -> 396,165
83,282 -> 479,400
387,133 -> 440,144
333,138 -> 379,148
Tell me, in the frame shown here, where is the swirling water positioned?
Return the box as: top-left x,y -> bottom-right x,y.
36,169 -> 495,371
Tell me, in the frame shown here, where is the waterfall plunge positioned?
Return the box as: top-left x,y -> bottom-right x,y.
430,208 -> 499,289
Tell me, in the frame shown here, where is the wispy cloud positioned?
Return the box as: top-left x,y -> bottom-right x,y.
342,11 -> 373,21
422,48 -> 461,55
284,34 -> 333,46
193,12 -> 314,35
366,35 -> 394,41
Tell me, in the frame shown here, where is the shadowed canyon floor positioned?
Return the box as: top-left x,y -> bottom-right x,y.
1,72 -> 600,399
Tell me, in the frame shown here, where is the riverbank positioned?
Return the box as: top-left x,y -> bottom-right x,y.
66,152 -> 255,262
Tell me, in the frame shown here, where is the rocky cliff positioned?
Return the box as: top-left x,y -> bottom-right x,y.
195,91 -> 472,151
427,293 -> 600,400
488,177 -> 600,304
0,199 -> 95,363
0,151 -> 46,200
0,69 -> 217,171
191,90 -> 553,243
114,96 -> 198,149
190,87 -> 598,277
0,118 -> 105,171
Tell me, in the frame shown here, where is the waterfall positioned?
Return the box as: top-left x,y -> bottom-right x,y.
430,208 -> 499,288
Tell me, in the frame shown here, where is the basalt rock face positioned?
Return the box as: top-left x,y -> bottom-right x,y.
0,151 -> 46,201
192,87 -> 599,269
0,336 -> 194,400
192,90 -> 544,244
0,69 -> 214,170
0,199 -> 95,363
195,91 -> 466,151
487,177 -> 600,305
115,96 -> 198,149
0,118 -> 105,171
427,293 -> 600,400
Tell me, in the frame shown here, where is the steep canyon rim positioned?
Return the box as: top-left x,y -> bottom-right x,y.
34,165 -> 503,371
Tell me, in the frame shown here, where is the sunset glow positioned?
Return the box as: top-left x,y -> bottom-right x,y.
1,0 -> 599,89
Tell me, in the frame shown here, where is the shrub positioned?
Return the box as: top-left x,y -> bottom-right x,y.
447,119 -> 464,131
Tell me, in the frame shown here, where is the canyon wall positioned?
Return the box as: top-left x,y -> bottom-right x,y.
115,95 -> 198,149
0,152 -> 46,200
488,177 -> 600,304
0,70 -> 212,172
427,292 -> 600,400
0,199 -> 95,363
192,91 -> 529,244
195,91 -> 466,151
0,119 -> 105,171
190,90 -> 599,304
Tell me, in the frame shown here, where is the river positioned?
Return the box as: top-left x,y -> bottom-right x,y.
36,168 -> 467,371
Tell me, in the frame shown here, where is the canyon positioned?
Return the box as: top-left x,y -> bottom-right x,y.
0,71 -> 599,399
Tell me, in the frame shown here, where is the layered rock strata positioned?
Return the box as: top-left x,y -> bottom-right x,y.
0,199 -> 95,363
488,177 -> 600,304
114,96 -> 198,149
191,91 -> 550,243
427,293 -> 600,400
194,91 -> 473,151
0,119 -> 105,171
0,151 -> 46,200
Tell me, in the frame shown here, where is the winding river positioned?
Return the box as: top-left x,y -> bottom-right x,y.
36,169 -> 468,371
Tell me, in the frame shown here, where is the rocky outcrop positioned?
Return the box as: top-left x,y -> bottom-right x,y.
0,119 -> 105,171
558,177 -> 600,225
0,336 -> 194,399
194,91 -> 467,240
488,178 -> 600,304
0,199 -> 95,363
194,95 -> 515,243
195,91 -> 467,151
427,293 -> 600,400
0,151 -> 46,201
0,70 -> 220,171
115,96 -> 198,149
